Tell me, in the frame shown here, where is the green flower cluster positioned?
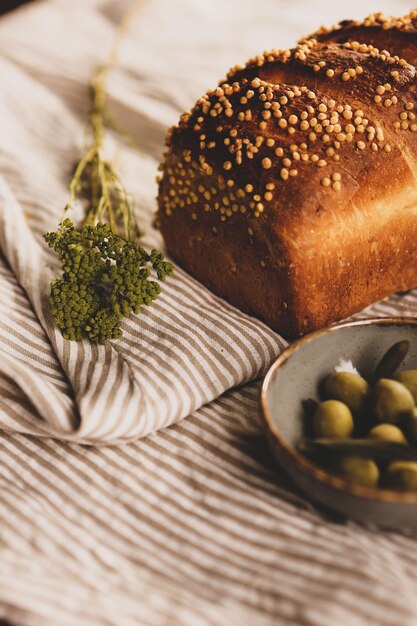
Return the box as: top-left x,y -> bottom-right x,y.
44,219 -> 174,344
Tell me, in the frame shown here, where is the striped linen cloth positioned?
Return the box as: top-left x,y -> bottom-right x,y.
1,0 -> 417,624
0,0 -> 284,442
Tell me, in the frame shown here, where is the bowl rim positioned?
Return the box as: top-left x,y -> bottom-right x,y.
260,316 -> 417,503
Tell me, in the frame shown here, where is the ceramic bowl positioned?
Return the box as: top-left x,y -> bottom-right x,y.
261,317 -> 417,528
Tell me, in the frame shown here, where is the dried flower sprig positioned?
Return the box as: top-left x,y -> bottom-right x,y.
44,3 -> 173,343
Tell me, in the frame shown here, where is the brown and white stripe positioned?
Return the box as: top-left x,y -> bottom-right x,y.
2,377 -> 417,626
0,177 -> 283,441
0,0 -> 417,624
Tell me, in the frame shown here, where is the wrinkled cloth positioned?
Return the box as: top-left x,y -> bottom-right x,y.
1,0 -> 417,624
0,0 -> 283,441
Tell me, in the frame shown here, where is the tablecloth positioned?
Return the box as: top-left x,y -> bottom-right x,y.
1,0 -> 417,624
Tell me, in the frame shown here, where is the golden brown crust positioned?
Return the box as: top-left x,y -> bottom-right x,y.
309,10 -> 417,37
157,23 -> 417,337
309,10 -> 417,65
310,10 -> 417,38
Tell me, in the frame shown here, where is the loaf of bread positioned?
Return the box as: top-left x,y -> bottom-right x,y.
157,10 -> 417,338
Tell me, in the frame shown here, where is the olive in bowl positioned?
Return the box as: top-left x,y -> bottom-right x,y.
261,317 -> 417,529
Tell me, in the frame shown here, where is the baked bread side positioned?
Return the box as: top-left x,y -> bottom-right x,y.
157,37 -> 417,337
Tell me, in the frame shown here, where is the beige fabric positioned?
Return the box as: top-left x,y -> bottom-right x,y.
0,0 -> 417,624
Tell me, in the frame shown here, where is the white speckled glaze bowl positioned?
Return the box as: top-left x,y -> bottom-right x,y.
261,317 -> 417,528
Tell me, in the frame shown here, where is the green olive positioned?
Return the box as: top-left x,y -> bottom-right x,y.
368,423 -> 407,444
313,400 -> 354,439
374,340 -> 410,381
371,378 -> 415,424
324,372 -> 369,415
338,456 -> 379,488
385,461 -> 417,491
394,370 -> 417,404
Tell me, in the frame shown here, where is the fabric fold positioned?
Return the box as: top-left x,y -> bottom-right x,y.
0,177 -> 284,442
